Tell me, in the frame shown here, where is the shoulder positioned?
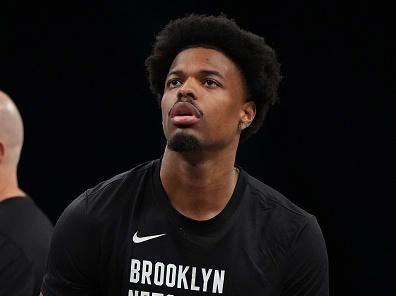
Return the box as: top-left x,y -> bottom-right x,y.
45,160 -> 160,289
244,171 -> 313,220
241,171 -> 322,252
0,197 -> 52,262
58,159 -> 158,225
86,159 -> 157,198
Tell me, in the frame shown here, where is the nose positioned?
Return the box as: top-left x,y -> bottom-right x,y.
177,78 -> 197,101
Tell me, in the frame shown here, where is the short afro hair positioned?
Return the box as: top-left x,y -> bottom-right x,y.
145,14 -> 281,142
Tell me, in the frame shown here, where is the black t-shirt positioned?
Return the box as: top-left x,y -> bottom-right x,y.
42,159 -> 329,296
0,196 -> 53,296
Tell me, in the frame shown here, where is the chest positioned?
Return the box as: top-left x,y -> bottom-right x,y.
106,201 -> 284,296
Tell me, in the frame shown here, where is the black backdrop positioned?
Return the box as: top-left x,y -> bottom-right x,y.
0,1 -> 389,295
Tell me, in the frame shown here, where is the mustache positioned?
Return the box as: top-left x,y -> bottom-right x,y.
168,99 -> 204,117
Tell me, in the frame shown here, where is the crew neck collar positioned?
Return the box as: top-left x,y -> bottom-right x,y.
152,158 -> 246,234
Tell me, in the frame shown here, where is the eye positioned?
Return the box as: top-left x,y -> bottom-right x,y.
203,79 -> 219,88
166,79 -> 182,89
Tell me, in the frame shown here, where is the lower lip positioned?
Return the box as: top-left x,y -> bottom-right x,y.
171,115 -> 200,126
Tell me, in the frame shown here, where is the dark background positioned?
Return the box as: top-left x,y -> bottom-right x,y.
0,1 -> 389,295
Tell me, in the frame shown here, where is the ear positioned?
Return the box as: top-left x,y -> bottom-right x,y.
239,101 -> 256,130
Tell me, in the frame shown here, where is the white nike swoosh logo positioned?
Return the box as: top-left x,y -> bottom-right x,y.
133,231 -> 166,243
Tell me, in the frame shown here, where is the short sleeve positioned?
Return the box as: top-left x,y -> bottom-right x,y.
0,237 -> 35,296
281,216 -> 329,296
41,193 -> 100,296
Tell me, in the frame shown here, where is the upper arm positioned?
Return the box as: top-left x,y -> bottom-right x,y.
281,216 -> 329,296
41,194 -> 100,296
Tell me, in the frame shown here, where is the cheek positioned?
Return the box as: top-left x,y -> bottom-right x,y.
160,96 -> 170,120
207,101 -> 241,131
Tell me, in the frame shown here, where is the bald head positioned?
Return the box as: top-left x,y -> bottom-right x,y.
0,90 -> 24,167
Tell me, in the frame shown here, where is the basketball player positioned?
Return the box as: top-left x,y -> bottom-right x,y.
41,14 -> 329,295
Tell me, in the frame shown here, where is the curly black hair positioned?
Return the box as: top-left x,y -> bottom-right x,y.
145,14 -> 281,142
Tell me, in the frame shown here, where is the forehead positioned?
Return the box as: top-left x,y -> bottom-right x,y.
168,47 -> 241,78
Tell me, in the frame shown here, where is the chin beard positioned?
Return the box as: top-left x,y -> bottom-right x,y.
167,133 -> 201,152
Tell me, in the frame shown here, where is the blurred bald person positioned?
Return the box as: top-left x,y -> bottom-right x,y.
0,90 -> 53,296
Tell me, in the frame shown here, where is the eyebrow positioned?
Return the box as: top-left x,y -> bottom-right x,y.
166,69 -> 225,80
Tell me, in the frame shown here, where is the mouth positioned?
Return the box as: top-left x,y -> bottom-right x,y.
169,102 -> 202,127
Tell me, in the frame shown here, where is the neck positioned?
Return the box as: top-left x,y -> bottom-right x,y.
160,146 -> 239,221
0,169 -> 25,202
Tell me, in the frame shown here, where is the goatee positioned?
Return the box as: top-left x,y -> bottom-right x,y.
167,133 -> 201,152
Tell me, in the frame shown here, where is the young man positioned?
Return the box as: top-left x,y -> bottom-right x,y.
0,90 -> 53,296
41,15 -> 329,296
